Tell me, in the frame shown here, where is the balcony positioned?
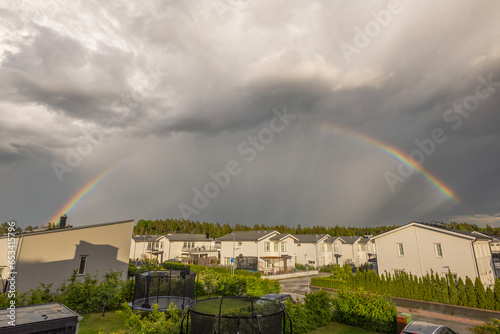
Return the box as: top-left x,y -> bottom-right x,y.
181,246 -> 219,253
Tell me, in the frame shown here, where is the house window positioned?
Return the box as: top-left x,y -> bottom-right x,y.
435,243 -> 443,257
360,244 -> 366,251
264,242 -> 271,252
321,244 -> 326,252
327,244 -> 332,252
281,242 -> 287,252
334,244 -> 339,252
78,256 -> 88,275
274,242 -> 278,252
297,243 -> 301,247
393,269 -> 404,277
238,242 -> 242,246
321,257 -> 325,266
224,257 -> 232,266
397,243 -> 404,256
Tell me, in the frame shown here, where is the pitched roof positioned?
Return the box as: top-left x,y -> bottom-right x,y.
371,221 -> 492,241
132,235 -> 164,242
269,233 -> 299,242
294,234 -> 329,244
339,236 -> 362,244
166,233 -> 213,241
2,219 -> 135,240
218,230 -> 279,241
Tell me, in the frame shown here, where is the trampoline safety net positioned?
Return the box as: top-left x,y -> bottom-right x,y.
182,296 -> 291,334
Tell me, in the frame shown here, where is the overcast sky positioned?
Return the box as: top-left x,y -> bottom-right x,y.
1,0 -> 500,229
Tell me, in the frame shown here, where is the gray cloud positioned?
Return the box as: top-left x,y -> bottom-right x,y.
1,0 -> 500,228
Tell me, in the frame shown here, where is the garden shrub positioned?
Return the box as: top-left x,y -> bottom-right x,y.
331,289 -> 397,333
468,318 -> 500,334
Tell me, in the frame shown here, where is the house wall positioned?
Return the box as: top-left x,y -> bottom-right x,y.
4,220 -> 133,292
374,225 -> 488,285
294,242 -> 317,267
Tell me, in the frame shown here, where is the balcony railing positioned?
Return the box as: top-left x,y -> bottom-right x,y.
181,246 -> 219,252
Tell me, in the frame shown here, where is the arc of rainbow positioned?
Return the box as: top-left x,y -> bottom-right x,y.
49,159 -> 125,224
319,121 -> 461,204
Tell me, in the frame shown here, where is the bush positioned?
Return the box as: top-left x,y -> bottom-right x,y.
118,302 -> 181,334
468,318 -> 500,334
331,289 -> 397,333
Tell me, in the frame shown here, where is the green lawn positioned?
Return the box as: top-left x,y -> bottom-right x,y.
78,310 -> 127,334
308,322 -> 380,334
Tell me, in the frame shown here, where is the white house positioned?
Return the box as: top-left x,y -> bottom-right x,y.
218,231 -> 297,274
130,233 -> 218,264
0,218 -> 134,293
130,235 -> 168,261
372,222 -> 496,286
294,234 -> 330,268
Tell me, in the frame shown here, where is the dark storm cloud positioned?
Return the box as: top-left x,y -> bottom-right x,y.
2,0 -> 500,228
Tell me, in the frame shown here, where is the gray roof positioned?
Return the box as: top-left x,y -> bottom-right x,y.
294,234 -> 329,244
166,233 -> 213,241
1,219 -> 134,240
339,236 -> 362,244
270,233 -> 299,241
371,221 -> 493,241
325,236 -> 343,244
218,230 -> 278,241
132,235 -> 163,242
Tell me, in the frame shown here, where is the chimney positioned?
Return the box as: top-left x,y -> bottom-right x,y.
59,214 -> 67,229
206,232 -> 209,239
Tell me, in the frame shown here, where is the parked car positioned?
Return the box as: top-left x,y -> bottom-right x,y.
259,293 -> 296,304
402,321 -> 458,334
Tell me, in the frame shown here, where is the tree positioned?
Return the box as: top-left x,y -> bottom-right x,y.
457,278 -> 467,306
94,271 -> 121,317
486,287 -> 495,310
465,277 -> 477,308
448,271 -> 459,305
494,278 -> 500,311
475,277 -> 487,309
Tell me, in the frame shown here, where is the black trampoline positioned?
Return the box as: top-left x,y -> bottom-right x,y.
181,296 -> 292,334
130,269 -> 196,311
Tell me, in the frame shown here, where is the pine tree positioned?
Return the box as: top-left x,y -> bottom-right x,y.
486,287 -> 495,310
475,277 -> 487,309
457,277 -> 467,306
465,277 -> 477,308
494,278 -> 500,311
448,271 -> 459,306
440,276 -> 450,304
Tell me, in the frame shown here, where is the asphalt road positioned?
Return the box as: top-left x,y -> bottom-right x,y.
278,275 -> 474,333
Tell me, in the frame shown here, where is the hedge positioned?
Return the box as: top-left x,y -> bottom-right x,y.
311,264 -> 500,311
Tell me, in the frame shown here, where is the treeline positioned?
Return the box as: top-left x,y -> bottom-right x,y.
132,218 -> 500,238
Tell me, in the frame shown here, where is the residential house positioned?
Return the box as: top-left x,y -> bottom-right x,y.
218,231 -> 297,274
472,231 -> 500,277
165,233 -> 219,264
294,234 -> 330,268
0,218 -> 134,293
372,222 -> 496,286
130,235 -> 168,262
130,233 -> 218,264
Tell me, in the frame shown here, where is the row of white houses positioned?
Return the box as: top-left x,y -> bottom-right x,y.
131,230 -> 375,274
131,221 -> 500,286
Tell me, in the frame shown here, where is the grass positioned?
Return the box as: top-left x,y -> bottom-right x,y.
78,310 -> 127,334
307,322 -> 380,334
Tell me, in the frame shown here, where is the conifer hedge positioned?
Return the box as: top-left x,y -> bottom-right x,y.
311,264 -> 500,311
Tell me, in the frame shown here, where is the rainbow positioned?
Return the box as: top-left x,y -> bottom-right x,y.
49,159 -> 125,224
319,121 -> 461,204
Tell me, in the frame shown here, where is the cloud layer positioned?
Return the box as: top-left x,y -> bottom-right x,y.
1,0 -> 500,228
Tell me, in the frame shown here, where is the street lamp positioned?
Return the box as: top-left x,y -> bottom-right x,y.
305,253 -> 310,293
231,233 -> 235,276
